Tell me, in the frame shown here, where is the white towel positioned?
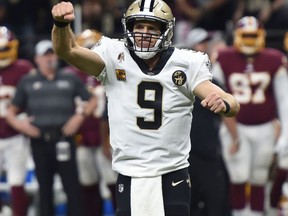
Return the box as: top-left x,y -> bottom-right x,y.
131,176 -> 165,216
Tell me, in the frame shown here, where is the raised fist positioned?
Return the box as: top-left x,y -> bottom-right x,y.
51,1 -> 75,23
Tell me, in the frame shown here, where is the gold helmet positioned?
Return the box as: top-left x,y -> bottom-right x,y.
0,26 -> 19,68
234,16 -> 265,55
75,29 -> 103,49
122,0 -> 175,59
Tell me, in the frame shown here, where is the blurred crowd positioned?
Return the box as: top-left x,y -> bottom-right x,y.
0,0 -> 287,62
1,0 -> 288,216
0,0 -> 134,63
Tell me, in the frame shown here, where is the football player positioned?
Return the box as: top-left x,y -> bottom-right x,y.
0,26 -> 35,216
213,16 -> 288,216
268,31 -> 288,216
51,1 -> 240,215
62,29 -> 117,216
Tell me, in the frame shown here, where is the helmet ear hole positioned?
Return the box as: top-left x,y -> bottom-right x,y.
159,23 -> 166,34
126,19 -> 135,32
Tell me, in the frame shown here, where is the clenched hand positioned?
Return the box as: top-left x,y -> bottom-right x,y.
51,1 -> 75,23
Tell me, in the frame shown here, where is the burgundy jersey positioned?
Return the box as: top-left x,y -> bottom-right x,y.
0,59 -> 34,138
216,47 -> 285,125
63,66 -> 103,147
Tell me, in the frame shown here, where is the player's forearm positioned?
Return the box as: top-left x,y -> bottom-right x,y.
274,67 -> 288,134
223,117 -> 239,141
5,104 -> 20,130
51,1 -> 76,60
52,25 -> 76,61
83,97 -> 98,117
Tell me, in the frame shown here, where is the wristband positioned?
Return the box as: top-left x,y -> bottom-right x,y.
222,100 -> 230,114
53,19 -> 70,28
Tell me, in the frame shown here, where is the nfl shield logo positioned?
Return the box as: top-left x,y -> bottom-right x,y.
118,184 -> 124,193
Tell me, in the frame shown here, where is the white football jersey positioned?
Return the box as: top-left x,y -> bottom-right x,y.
93,37 -> 212,177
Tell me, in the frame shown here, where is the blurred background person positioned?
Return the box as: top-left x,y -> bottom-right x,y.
268,33 -> 288,216
62,29 -> 117,216
177,27 -> 231,216
269,119 -> 287,216
79,0 -> 132,37
0,0 -> 37,62
177,27 -> 212,51
213,16 -> 288,216
0,26 -> 35,216
167,0 -> 235,44
6,39 -> 95,216
175,27 -> 227,64
80,0 -> 104,32
232,0 -> 288,30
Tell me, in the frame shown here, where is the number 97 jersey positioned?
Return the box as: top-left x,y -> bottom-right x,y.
213,47 -> 287,125
92,37 -> 212,177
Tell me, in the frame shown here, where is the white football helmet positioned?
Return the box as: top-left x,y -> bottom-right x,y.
122,0 -> 175,59
234,16 -> 266,55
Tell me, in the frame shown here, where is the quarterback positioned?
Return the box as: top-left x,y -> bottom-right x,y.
51,0 -> 240,215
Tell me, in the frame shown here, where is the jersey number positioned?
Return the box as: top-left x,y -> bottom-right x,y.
229,72 -> 270,104
137,81 -> 163,130
0,86 -> 15,117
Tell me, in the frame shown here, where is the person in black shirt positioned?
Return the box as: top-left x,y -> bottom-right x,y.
189,80 -> 232,216
6,40 -> 94,216
182,28 -> 232,216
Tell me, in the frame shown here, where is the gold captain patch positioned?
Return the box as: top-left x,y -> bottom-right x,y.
115,69 -> 126,81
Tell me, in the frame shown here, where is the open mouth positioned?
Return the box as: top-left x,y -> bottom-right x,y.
138,40 -> 151,48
